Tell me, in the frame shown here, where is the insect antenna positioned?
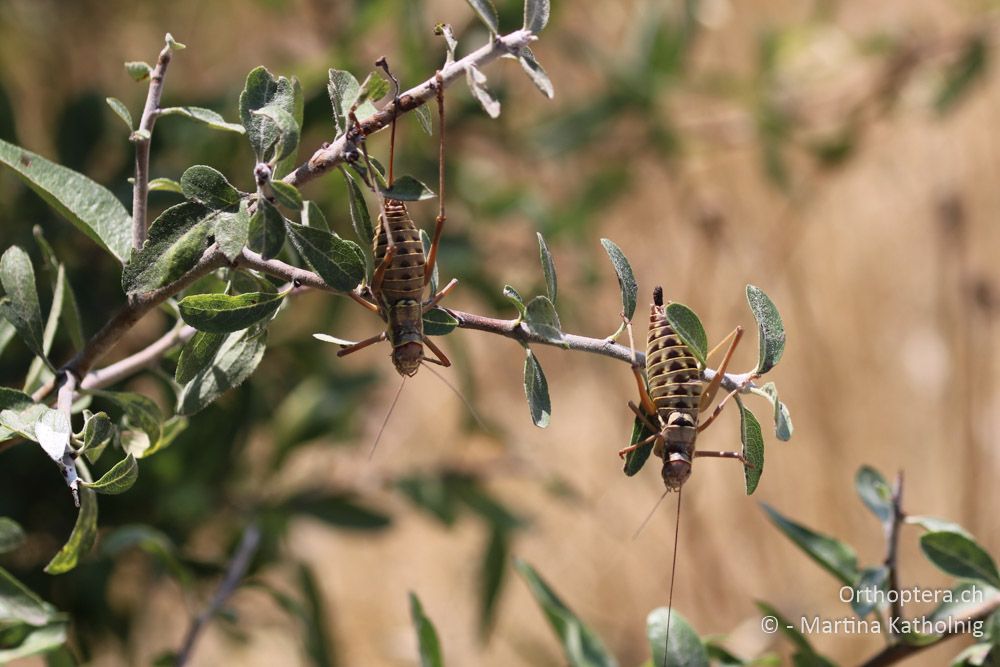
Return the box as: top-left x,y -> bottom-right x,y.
369,375 -> 407,459
663,487 -> 683,667
420,360 -> 488,432
631,489 -> 669,541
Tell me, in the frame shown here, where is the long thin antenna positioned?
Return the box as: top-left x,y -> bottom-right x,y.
420,361 -> 488,432
663,487 -> 683,667
375,57 -> 400,186
632,489 -> 669,541
369,375 -> 406,459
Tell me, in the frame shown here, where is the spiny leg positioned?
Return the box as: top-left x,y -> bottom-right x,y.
421,336 -> 451,367
618,432 -> 661,459
336,331 -> 387,357
422,278 -> 458,313
693,449 -> 754,468
628,400 -> 659,434
699,325 -> 743,413
424,72 -> 447,286
371,244 -> 396,297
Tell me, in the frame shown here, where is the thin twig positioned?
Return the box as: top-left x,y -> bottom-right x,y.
132,36 -> 175,251
80,324 -> 195,391
885,471 -> 905,634
174,523 -> 261,667
284,29 -> 536,189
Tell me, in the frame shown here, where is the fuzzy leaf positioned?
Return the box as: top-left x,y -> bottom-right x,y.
735,396 -> 764,495
0,138 -> 131,262
175,331 -> 226,384
90,390 -> 163,458
354,72 -> 390,111
523,348 -> 551,428
302,200 -> 329,231
414,105 -> 433,135
239,67 -> 300,163
537,232 -> 557,303
409,593 -> 444,667
105,97 -> 133,130
623,411 -> 657,477
503,285 -> 527,319
285,221 -> 365,292
327,69 -> 376,132
380,175 -> 435,202
855,466 -> 893,528
665,302 -> 708,366
746,285 -> 785,374
248,199 -> 286,260
180,165 -> 240,209
514,560 -> 617,667
177,327 -> 267,415
762,503 -> 859,586
524,0 -> 551,34
179,291 -> 284,333
524,296 -> 562,343
341,169 -> 374,279
518,47 -> 554,98
466,64 -> 500,118
423,308 -> 458,336
600,239 -> 637,321
122,202 -> 214,293
0,246 -> 45,360
148,177 -> 183,193
80,411 -> 114,460
270,181 -> 303,211
44,487 -> 97,574
157,106 -> 245,133
214,199 -> 250,261
647,607 -> 708,667
252,105 -> 300,164
466,0 -> 499,33
82,454 -> 137,494
920,531 -> 1000,588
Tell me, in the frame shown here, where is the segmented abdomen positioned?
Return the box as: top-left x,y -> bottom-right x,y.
373,199 -> 426,304
646,304 -> 702,429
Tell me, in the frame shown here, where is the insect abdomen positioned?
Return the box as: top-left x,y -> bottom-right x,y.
646,305 -> 702,435
374,199 -> 426,304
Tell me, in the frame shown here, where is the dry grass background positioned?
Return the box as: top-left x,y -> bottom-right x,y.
2,0 -> 999,665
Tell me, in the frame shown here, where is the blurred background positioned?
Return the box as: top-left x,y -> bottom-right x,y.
1,0 -> 999,665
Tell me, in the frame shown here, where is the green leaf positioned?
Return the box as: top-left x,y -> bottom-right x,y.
180,165 -> 240,209
354,72 -> 390,111
146,415 -> 187,458
466,65 -> 500,118
525,296 -> 562,343
0,138 -> 131,262
296,564 -> 335,667
22,260 -> 64,391
479,526 -> 509,638
105,97 -> 133,130
600,239 -> 637,322
341,169 -> 374,279
746,285 -> 785,374
537,232 -> 557,303
855,466 -> 893,527
239,67 -> 300,163
518,47 -> 555,98
851,566 -> 888,618
179,291 -> 285,333
0,246 -> 46,361
0,564 -> 59,625
736,397 -> 764,495
420,229 -> 439,295
756,382 -> 793,441
380,175 -> 436,202
665,302 -> 708,365
282,492 -> 391,531
157,106 -> 245,133
302,200 -> 330,231
514,560 -> 618,667
165,32 -> 185,50
327,69 -> 375,133
503,285 -> 527,319
90,390 -> 163,458
214,199 -> 250,261
647,607 -> 708,667
285,221 -> 365,292
466,0 -> 499,33
248,199 -> 286,260
523,348 -> 551,428
100,524 -> 189,583
0,620 -> 67,663
424,308 -> 458,336
623,411 -> 657,476
81,454 -> 137,494
920,531 -> 1000,588
935,36 -> 988,114
44,487 -> 97,574
122,202 -> 214,293
409,593 -> 444,667
148,177 -> 183,193
0,389 -> 45,443
414,105 -> 433,135
177,327 -> 267,415
125,61 -> 152,81
270,181 -> 302,211
905,515 -> 973,539
79,411 -> 114,463
761,503 -> 859,586
524,0 -> 551,34
32,228 -> 84,350
0,518 -> 25,554
175,331 -> 227,384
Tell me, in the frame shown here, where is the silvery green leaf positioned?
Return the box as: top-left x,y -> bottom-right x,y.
44,487 -> 97,574
165,33 -> 185,50
379,175 -> 435,202
503,285 -> 527,319
270,181 -> 303,211
746,284 -> 785,374
179,291 -> 285,333
122,202 -> 214,293
518,47 -> 554,98
735,396 -> 764,495
252,104 -> 300,164
665,302 -> 708,366
353,72 -> 390,111
423,308 -> 458,336
341,169 -> 375,281
0,246 -> 46,361
599,239 -> 637,323
466,0 -> 499,33
124,61 -> 152,81
178,327 -> 267,415
176,331 -> 227,384
213,199 -> 250,262
239,67 -> 300,163
157,106 -> 245,133
81,454 -> 138,494
302,200 -> 329,231
523,348 -> 551,428
0,138 -> 131,262
328,69 -> 376,130
89,390 -> 163,458
285,221 -> 366,292
105,97 -> 133,130
148,177 -> 183,193
648,607 -> 707,667
248,199 -> 286,260
536,232 -> 557,303
523,0 -> 551,34
525,296 -> 562,343
414,105 -> 433,135
466,64 -> 500,118
180,165 -> 240,209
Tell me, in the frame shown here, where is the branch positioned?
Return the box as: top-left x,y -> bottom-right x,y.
884,471 -> 905,634
284,29 -> 536,189
174,523 -> 261,667
860,594 -> 1000,667
132,36 -> 175,251
80,323 -> 195,391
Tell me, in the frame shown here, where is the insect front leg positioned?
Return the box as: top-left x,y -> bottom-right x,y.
699,325 -> 743,413
336,331 -> 388,357
421,335 -> 451,367
422,278 -> 458,313
618,432 -> 662,459
424,72 -> 447,285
